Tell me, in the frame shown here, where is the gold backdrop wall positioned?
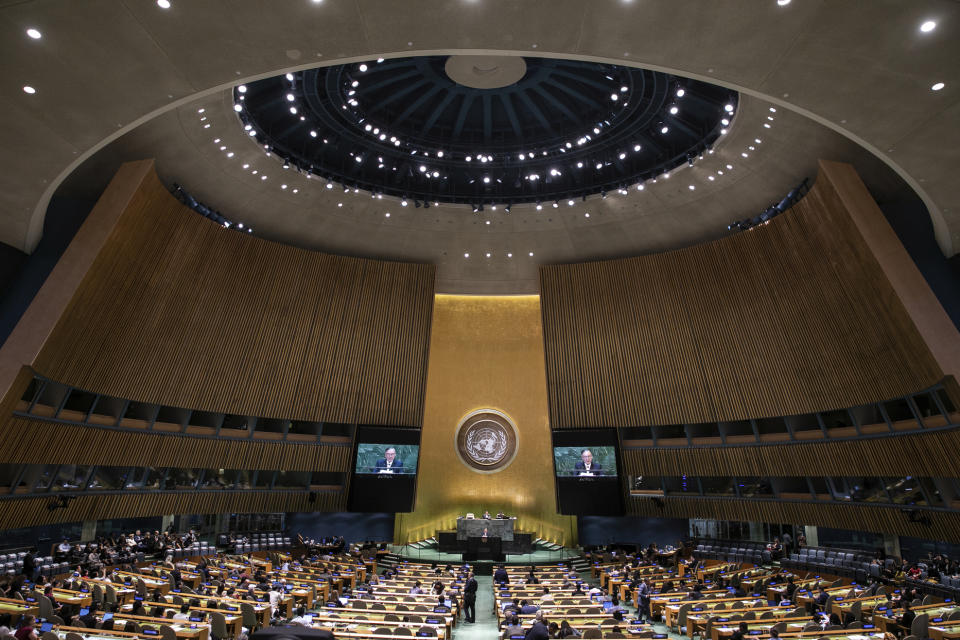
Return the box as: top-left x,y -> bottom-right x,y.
395,295 -> 577,546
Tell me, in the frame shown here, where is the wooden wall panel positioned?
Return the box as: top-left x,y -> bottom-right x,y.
31,164 -> 435,426
621,428 -> 960,478
626,496 -> 960,543
0,490 -> 346,529
0,416 -> 351,472
540,163 -> 942,427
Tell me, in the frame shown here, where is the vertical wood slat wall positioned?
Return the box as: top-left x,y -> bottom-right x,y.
0,491 -> 346,529
31,167 -> 435,426
625,496 -> 960,543
540,166 -> 943,428
620,428 -> 960,478
0,415 -> 351,472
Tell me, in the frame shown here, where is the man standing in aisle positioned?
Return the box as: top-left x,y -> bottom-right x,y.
463,571 -> 478,623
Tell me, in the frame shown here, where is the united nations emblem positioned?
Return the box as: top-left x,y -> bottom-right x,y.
454,409 -> 519,473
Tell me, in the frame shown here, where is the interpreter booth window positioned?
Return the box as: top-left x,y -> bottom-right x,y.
630,475 -> 665,496
51,465 -> 92,491
700,476 -> 737,496
662,476 -> 696,497
88,466 -> 131,491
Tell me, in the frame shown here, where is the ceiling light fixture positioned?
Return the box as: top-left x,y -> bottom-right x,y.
23,85 -> 36,94
26,28 -> 42,39
931,82 -> 945,91
157,0 -> 171,8
920,20 -> 936,33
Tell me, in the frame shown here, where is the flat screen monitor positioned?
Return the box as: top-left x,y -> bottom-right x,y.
348,425 -> 421,512
354,443 -> 419,474
553,445 -> 618,477
552,429 -> 624,515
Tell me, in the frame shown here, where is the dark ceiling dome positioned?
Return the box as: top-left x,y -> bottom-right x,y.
237,55 -> 738,206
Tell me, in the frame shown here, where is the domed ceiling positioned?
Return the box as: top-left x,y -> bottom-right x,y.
236,55 -> 737,206
59,55 -> 910,295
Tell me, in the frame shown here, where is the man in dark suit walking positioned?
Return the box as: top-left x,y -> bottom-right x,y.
374,447 -> 403,472
494,565 -> 509,584
463,572 -> 478,623
573,449 -> 603,475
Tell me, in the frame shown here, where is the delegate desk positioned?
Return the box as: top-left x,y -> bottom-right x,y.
872,602 -> 959,634
0,597 -> 39,623
928,619 -> 960,640
456,517 -> 515,541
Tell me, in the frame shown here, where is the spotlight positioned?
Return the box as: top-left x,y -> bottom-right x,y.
552,201 -> 559,208
505,204 -> 511,213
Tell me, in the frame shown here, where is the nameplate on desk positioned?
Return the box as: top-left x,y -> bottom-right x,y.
144,630 -> 159,636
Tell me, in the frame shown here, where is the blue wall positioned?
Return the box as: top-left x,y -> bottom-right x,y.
286,512 -> 395,543
577,516 -> 688,547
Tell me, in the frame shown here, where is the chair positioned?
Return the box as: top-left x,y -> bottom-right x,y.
585,607 -> 602,614
601,619 -> 620,627
406,615 -> 423,623
352,600 -> 368,609
395,604 -> 410,611
911,613 -> 929,639
105,585 -> 118,605
40,633 -> 59,640
384,614 -> 400,622
240,602 -> 258,631
923,595 -> 936,606
370,603 -> 386,610
771,622 -> 788,633
846,621 -> 863,629
759,611 -> 774,620
393,628 -> 413,636
677,603 -> 693,634
416,626 -> 437,637
947,609 -> 960,620
849,601 -> 862,621
582,630 -> 602,639
210,611 -> 228,640
741,612 -> 756,621
124,622 -> 142,633
605,633 -> 625,638
803,623 -> 821,631
159,625 -> 178,640
372,627 -> 393,635
65,633 -> 85,640
49,615 -> 64,625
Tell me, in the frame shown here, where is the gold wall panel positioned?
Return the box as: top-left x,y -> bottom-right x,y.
395,295 -> 576,545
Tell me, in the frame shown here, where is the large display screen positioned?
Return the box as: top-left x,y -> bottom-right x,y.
348,426 -> 421,513
552,429 -> 624,516
553,446 -> 618,477
354,443 -> 420,474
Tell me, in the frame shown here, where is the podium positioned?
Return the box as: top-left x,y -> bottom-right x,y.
464,535 -> 504,562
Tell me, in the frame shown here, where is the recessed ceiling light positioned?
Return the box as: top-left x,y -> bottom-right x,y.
669,106 -> 679,114
769,107 -> 777,112
920,20 -> 937,33
724,104 -> 734,112
464,253 -> 469,258
507,253 -> 513,258
385,212 -> 390,217
688,185 -> 695,190
237,85 -> 247,93
359,64 -> 368,72
157,0 -> 171,8
26,28 -> 42,39
777,0 -> 790,5
22,85 -> 36,94
528,252 -> 534,257
661,126 -> 669,134
931,82 -> 945,91
584,213 -> 590,218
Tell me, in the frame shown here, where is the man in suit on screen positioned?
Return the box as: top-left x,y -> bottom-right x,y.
374,447 -> 404,473
573,449 -> 604,475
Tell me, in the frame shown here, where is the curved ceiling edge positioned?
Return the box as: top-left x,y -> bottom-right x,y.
32,49 -> 951,256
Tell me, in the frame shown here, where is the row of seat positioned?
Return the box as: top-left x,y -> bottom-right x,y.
231,537 -> 292,553
694,542 -> 771,565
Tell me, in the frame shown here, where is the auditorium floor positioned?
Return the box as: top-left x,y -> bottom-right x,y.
450,576 -> 680,640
